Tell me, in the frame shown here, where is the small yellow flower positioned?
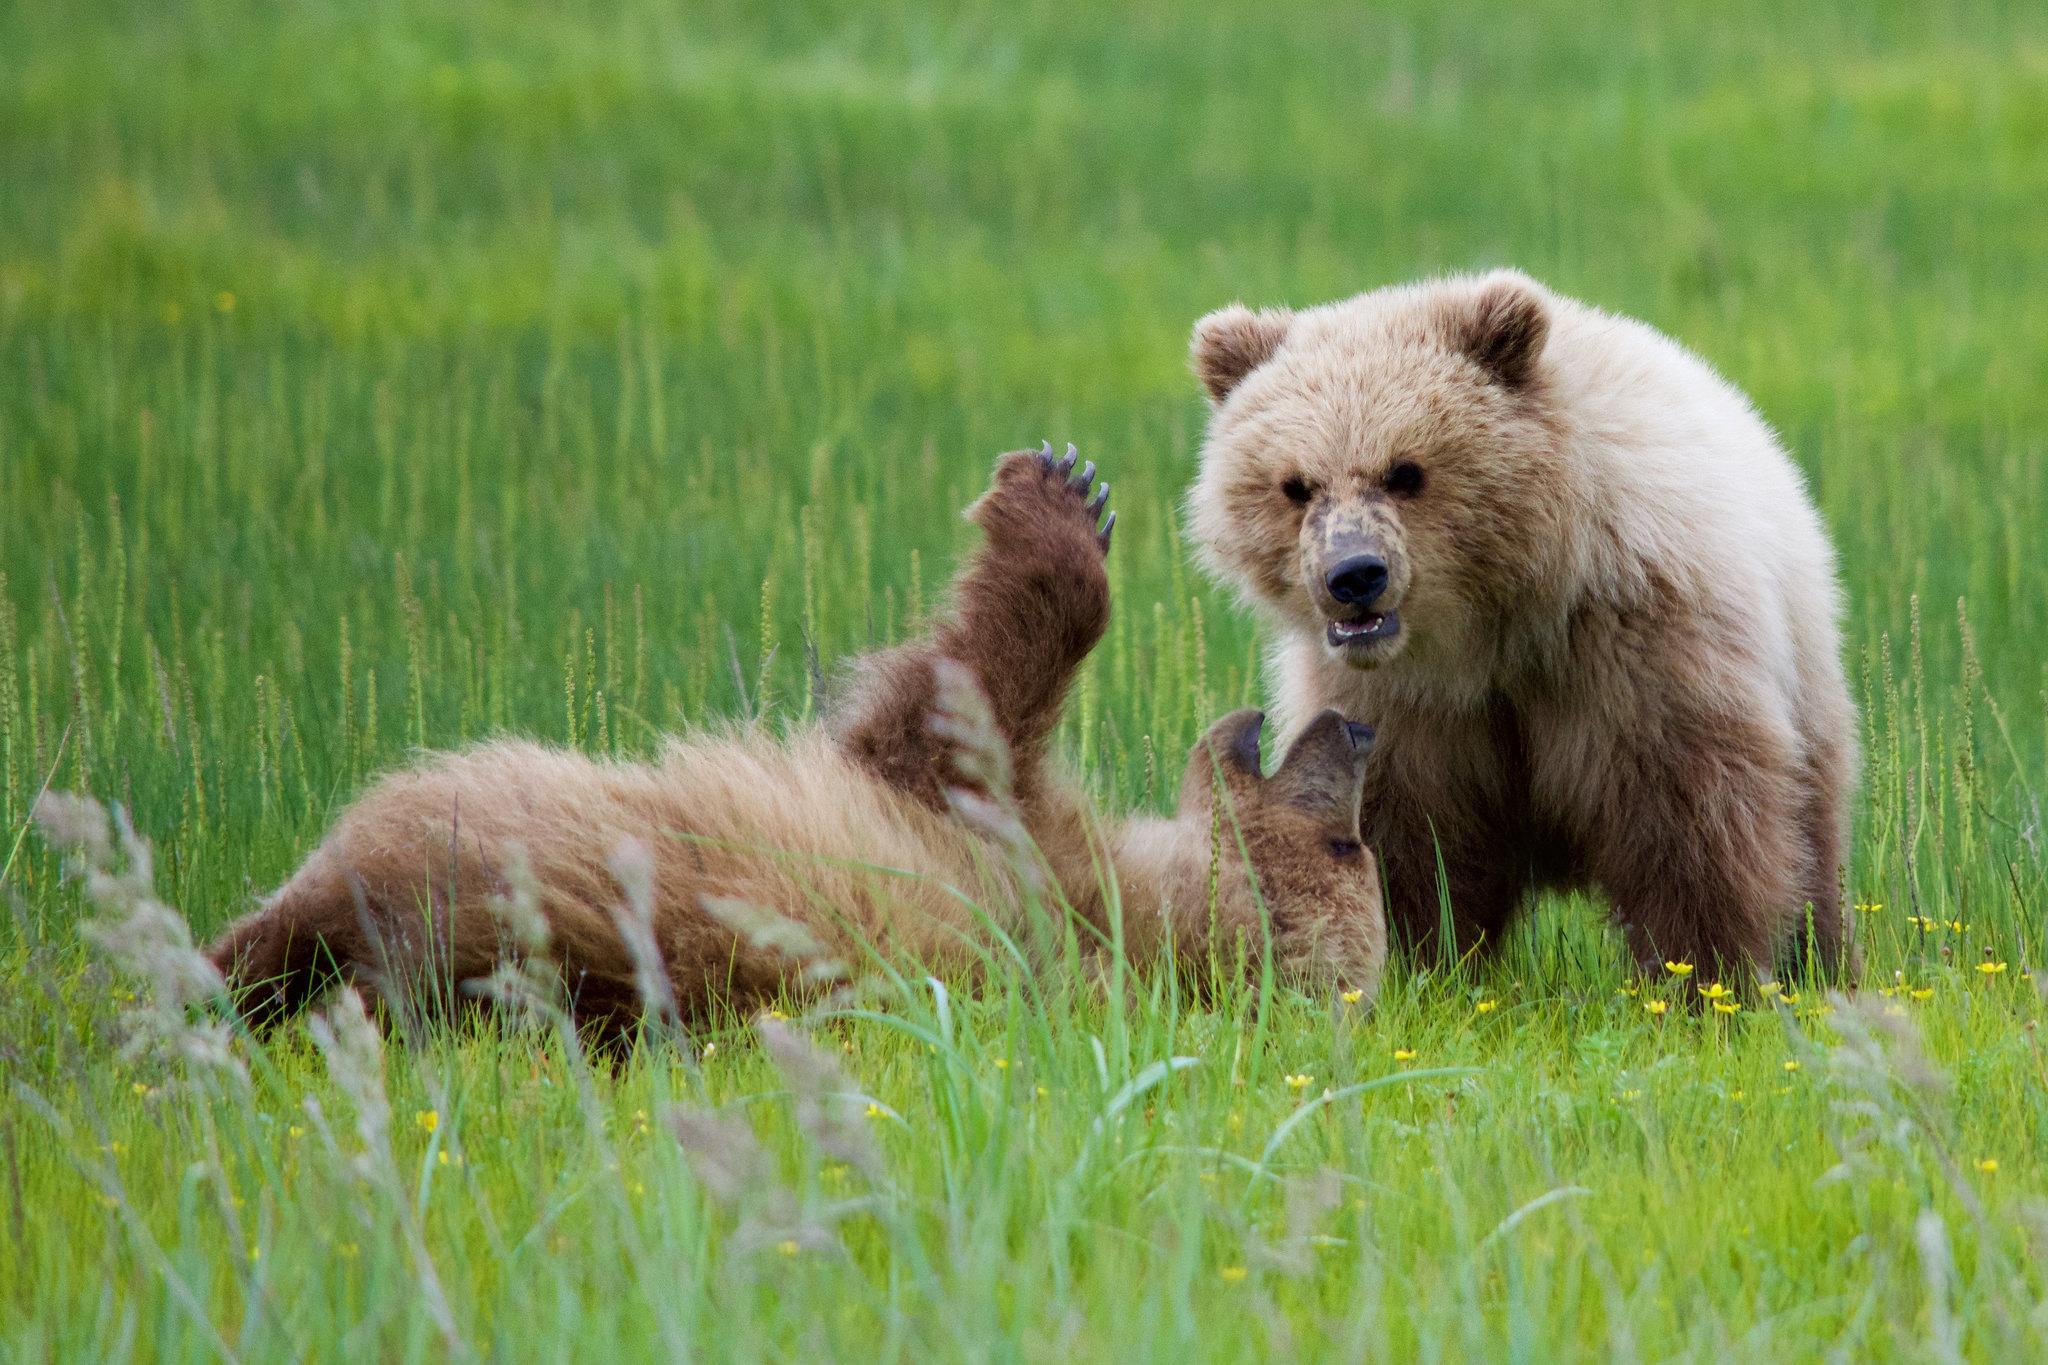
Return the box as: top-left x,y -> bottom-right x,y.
1782,1060 -> 1801,1073
1036,1085 -> 1050,1098
1664,961 -> 1694,977
1341,989 -> 1364,1005
1712,1000 -> 1740,1015
1474,1000 -> 1497,1014
1949,920 -> 1969,933
1977,1158 -> 1999,1174
415,1109 -> 439,1134
702,1042 -> 717,1059
1644,999 -> 1669,1016
1909,986 -> 1934,1001
1698,982 -> 1731,1001
777,1240 -> 801,1257
1218,1265 -> 1249,1283
992,1057 -> 1009,1070
1728,1089 -> 1745,1101
1619,1088 -> 1642,1101
1853,901 -> 1884,914
1227,1110 -> 1244,1133
1285,1073 -> 1314,1092
1392,1048 -> 1417,1062
1620,983 -> 1639,997
1977,961 -> 2009,976
865,1102 -> 885,1119
287,1125 -> 306,1140
131,1081 -> 150,1097
764,1008 -> 789,1021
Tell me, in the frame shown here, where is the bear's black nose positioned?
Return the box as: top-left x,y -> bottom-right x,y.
1325,554 -> 1388,606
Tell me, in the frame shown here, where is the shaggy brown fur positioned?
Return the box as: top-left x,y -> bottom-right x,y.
208,448 -> 1386,1036
1187,272 -> 1857,985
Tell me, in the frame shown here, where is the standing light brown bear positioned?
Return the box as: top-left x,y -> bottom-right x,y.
208,446 -> 1386,1037
1187,271 -> 1856,982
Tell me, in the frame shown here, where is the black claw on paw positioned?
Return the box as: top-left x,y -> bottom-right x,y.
1021,441 -> 1114,555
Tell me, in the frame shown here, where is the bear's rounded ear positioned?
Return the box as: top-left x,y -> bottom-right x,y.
1191,304 -> 1293,404
1448,273 -> 1549,389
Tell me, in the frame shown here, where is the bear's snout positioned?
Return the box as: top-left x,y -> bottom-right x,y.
1303,512 -> 1409,664
1324,553 -> 1389,607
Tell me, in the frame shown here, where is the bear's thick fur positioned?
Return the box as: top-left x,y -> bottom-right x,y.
209,448 -> 1385,1037
1187,271 -> 1856,982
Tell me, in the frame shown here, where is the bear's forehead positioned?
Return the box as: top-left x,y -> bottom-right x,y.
1230,345 -> 1491,465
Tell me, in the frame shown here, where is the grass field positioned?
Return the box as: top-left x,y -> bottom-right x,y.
5,0 -> 2048,1357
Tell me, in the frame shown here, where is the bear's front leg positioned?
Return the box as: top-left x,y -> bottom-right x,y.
1579,707 -> 1808,985
834,444 -> 1113,809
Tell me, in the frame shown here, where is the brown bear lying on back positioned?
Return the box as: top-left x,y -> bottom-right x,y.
209,447 -> 1386,1037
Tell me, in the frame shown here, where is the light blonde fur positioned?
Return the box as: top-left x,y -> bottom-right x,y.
1188,272 -> 1856,980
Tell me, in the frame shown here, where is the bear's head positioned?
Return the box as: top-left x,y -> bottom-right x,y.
1179,707 -> 1385,995
1186,271 -> 1570,684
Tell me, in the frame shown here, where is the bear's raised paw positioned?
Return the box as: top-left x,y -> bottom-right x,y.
974,442 -> 1115,558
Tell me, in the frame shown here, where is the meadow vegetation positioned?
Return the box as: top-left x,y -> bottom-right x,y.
3,0 -> 2046,1357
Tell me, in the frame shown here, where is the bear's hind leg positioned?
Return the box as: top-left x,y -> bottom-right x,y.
833,445 -> 1113,808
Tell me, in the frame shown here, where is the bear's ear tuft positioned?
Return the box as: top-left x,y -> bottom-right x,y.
1191,304 -> 1293,403
1449,274 -> 1549,389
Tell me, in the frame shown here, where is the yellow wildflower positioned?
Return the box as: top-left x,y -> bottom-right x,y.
1664,961 -> 1694,978
777,1240 -> 801,1257
1392,1048 -> 1417,1062
1977,1158 -> 1999,1174
1218,1265 -> 1249,1283
1909,987 -> 1934,1001
1285,1073 -> 1314,1092
1341,989 -> 1364,1005
1698,982 -> 1731,1001
865,1102 -> 885,1119
1782,1060 -> 1801,1073
1475,1000 -> 1497,1014
992,1057 -> 1010,1070
287,1124 -> 306,1140
1712,1000 -> 1740,1015
1757,981 -> 1782,998
415,1109 -> 439,1134
1978,961 -> 2009,976
1644,999 -> 1669,1016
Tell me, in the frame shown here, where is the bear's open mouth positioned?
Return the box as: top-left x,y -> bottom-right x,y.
1325,611 -> 1401,650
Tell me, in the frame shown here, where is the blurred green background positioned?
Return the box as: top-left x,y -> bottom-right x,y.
3,2 -> 2047,1357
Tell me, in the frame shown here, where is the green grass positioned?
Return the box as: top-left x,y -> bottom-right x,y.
4,0 -> 2048,1357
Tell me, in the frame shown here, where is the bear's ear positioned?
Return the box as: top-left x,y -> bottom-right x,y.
1447,274 -> 1549,389
1191,304 -> 1293,403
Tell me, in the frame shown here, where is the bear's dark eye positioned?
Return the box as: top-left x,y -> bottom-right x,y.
1280,475 -> 1315,506
1385,462 -> 1425,498
1328,838 -> 1364,860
